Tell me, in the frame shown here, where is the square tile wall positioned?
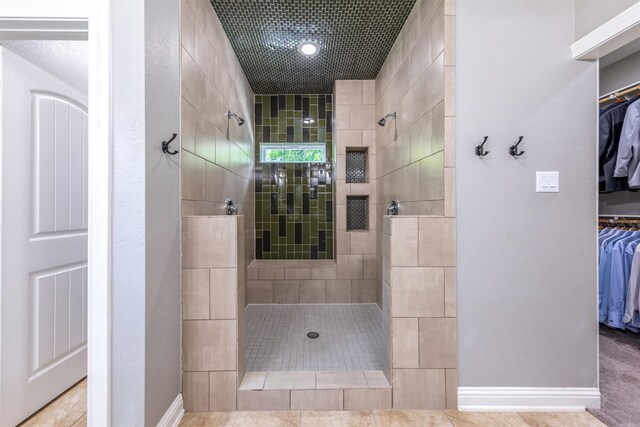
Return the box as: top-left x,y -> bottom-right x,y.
254,94 -> 334,260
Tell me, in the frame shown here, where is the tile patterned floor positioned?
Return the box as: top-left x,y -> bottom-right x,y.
179,410 -> 606,427
18,378 -> 86,427
16,378 -> 607,427
246,304 -> 384,372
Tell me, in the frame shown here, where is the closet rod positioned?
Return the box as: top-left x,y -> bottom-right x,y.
599,81 -> 640,104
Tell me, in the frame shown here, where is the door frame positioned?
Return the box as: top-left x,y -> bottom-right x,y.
0,1 -> 111,425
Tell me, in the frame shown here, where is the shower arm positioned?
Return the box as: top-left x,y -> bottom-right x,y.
227,110 -> 245,126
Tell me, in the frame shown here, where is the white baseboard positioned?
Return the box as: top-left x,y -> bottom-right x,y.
458,387 -> 601,412
156,393 -> 184,427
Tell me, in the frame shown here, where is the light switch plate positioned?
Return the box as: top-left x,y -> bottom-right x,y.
536,171 -> 559,193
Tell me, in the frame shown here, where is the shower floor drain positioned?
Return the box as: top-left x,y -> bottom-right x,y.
306,332 -> 319,339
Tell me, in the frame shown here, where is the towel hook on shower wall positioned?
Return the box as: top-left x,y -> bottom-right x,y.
161,133 -> 179,155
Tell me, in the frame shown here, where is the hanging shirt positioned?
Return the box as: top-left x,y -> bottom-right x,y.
607,232 -> 640,329
599,230 -> 635,323
613,99 -> 640,189
599,98 -> 637,192
625,245 -> 640,328
623,240 -> 640,326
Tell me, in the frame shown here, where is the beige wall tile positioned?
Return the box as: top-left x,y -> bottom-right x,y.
300,280 -> 326,303
209,371 -> 236,411
239,371 -> 266,391
350,105 -> 376,130
431,99 -> 445,154
409,112 -> 433,163
445,267 -> 456,317
391,267 -> 445,317
204,161 -> 224,203
431,4 -> 445,59
446,369 -> 457,409
418,217 -> 456,267
326,280 -> 352,303
393,369 -> 446,409
334,104 -> 350,129
210,268 -> 237,319
351,231 -> 377,255
336,80 -> 363,105
264,371 -> 316,390
443,116 -> 455,168
183,320 -> 236,371
316,371 -> 368,389
181,99 -> 197,153
390,217 -> 418,266
246,280 -> 273,304
444,15 -> 455,66
392,318 -> 419,368
259,268 -> 285,280
444,66 -> 455,117
291,390 -> 344,411
183,269 -> 210,320
337,255 -> 364,279
364,370 -> 390,388
182,150 -> 206,201
352,280 -> 377,303
363,80 -> 376,105
181,4 -> 196,57
337,230 -> 351,255
183,216 -> 236,268
237,390 -> 290,411
363,255 -> 377,280
444,167 -> 456,218
273,280 -> 300,303
344,389 -> 392,410
247,267 -> 258,280
419,318 -> 457,369
311,266 -> 337,280
285,267 -> 311,280
419,152 -> 444,201
183,372 -> 209,412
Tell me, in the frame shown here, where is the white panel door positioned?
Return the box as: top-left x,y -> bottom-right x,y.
0,47 -> 88,427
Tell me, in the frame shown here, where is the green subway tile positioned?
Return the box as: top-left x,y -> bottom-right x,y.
287,95 -> 294,109
279,246 -> 286,258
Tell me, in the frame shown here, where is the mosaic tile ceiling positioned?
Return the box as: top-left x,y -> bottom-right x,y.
210,0 -> 417,93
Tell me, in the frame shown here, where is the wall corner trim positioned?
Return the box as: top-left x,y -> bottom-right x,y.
156,393 -> 184,427
457,387 -> 601,412
572,2 -> 640,60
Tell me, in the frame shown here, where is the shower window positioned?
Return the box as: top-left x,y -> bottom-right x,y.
260,143 -> 326,163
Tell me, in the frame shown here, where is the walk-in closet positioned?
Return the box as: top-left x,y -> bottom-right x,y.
592,44 -> 640,426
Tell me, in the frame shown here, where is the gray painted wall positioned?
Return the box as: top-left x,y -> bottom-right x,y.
456,0 -> 598,387
145,0 -> 181,425
600,49 -> 640,95
112,0 -> 181,425
574,0 -> 639,40
112,1 -> 146,424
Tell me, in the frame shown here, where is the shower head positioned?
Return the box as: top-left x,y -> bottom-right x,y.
227,110 -> 245,126
377,112 -> 396,127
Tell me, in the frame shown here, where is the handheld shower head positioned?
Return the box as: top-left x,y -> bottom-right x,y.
377,112 -> 396,127
227,111 -> 245,126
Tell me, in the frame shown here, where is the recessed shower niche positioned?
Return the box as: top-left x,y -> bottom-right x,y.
345,148 -> 368,183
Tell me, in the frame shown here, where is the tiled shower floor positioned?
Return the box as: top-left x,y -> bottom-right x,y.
245,304 -> 384,372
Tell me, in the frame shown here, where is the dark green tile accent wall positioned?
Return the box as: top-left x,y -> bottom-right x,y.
254,94 -> 333,259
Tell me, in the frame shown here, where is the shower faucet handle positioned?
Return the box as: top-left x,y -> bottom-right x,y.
387,199 -> 400,216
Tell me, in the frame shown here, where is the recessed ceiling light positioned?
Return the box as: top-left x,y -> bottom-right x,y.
298,41 -> 318,56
